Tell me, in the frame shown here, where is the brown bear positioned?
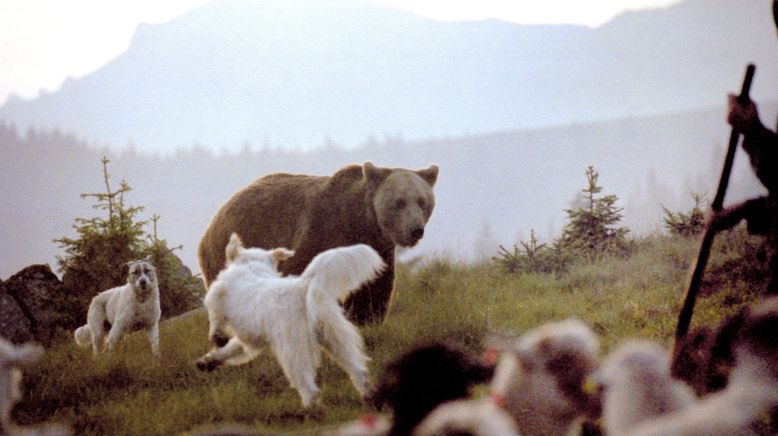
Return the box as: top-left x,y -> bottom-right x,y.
198,162 -> 439,325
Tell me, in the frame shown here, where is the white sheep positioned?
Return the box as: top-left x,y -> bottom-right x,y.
322,414 -> 392,436
489,318 -> 601,436
596,340 -> 696,435
413,398 -> 520,436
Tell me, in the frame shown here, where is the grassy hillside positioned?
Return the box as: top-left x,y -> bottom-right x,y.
13,228 -> 768,435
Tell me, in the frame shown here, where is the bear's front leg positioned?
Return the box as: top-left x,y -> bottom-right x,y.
344,263 -> 395,325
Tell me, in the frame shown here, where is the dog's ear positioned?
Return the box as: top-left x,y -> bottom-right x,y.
270,248 -> 295,266
225,233 -> 244,264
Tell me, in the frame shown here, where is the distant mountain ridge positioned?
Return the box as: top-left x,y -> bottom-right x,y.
0,0 -> 775,152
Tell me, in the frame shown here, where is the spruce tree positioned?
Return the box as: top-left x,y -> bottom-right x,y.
556,166 -> 629,259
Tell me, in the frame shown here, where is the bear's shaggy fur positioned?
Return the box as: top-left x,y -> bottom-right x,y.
198,162 -> 438,325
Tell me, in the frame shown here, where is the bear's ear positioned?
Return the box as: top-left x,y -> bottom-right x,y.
270,248 -> 295,266
225,233 -> 244,264
363,161 -> 391,187
416,164 -> 439,187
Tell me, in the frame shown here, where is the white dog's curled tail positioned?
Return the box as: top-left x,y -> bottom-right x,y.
74,325 -> 92,348
302,244 -> 385,303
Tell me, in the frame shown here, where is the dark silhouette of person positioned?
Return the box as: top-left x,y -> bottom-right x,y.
709,1 -> 778,296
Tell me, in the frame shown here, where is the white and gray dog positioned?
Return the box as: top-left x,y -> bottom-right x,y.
74,258 -> 161,357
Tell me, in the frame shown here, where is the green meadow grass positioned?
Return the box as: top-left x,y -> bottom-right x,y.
13,229 -> 767,435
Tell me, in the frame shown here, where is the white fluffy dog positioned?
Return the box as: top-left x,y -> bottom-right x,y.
196,233 -> 385,408
74,258 -> 161,357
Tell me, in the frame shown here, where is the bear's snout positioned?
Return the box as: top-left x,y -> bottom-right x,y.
410,226 -> 425,241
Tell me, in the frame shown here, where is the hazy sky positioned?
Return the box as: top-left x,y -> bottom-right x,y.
0,0 -> 682,105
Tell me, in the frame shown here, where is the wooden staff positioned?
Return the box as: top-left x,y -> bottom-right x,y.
673,64 -> 756,355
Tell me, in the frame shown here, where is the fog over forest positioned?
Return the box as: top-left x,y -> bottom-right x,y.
1,101 -> 773,279
1,0 -> 776,278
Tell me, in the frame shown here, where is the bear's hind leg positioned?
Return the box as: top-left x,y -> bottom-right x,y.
344,265 -> 394,325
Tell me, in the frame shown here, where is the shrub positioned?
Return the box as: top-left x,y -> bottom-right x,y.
662,192 -> 706,237
145,215 -> 204,318
493,229 -> 559,274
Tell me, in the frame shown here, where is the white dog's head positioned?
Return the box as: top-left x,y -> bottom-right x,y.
224,233 -> 295,275
126,259 -> 158,299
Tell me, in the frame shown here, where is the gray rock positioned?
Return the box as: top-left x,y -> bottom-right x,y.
0,280 -> 34,344
4,265 -> 79,344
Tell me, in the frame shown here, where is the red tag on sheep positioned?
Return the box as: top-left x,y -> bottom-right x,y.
482,347 -> 499,366
490,392 -> 506,408
360,414 -> 378,429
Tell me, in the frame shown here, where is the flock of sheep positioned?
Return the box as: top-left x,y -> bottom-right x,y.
323,299 -> 778,436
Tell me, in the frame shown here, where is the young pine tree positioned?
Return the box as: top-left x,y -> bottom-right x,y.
493,229 -> 553,274
556,166 -> 629,259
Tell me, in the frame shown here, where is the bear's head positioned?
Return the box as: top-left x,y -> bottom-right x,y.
364,162 -> 438,248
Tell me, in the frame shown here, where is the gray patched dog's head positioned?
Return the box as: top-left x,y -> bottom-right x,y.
126,259 -> 158,297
